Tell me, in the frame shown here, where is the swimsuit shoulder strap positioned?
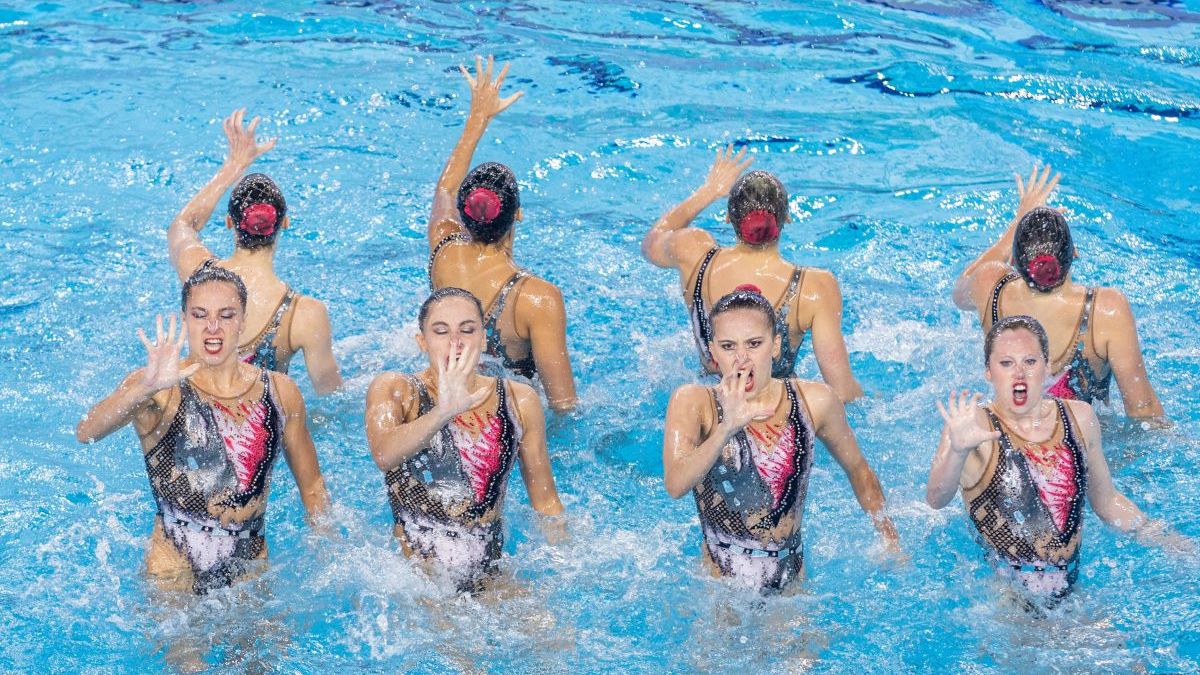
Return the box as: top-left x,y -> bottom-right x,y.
407,375 -> 434,416
709,387 -> 724,425
1077,287 -> 1097,348
691,248 -> 720,342
427,233 -> 471,290
776,266 -> 805,325
199,257 -> 219,271
989,272 -> 1018,325
268,289 -> 297,332
484,271 -> 529,326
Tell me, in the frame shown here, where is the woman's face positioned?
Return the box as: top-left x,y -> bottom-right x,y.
709,308 -> 780,395
985,328 -> 1049,414
183,281 -> 245,367
416,296 -> 485,367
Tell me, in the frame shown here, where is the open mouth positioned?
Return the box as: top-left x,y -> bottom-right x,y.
741,367 -> 755,392
1013,382 -> 1028,407
203,338 -> 223,355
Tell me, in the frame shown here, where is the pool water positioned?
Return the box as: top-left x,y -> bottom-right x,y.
2,0 -> 1199,671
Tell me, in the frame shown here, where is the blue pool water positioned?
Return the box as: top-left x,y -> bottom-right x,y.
2,0 -> 1199,671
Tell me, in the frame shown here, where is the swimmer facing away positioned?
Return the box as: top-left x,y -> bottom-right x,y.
642,145 -> 863,402
953,165 -> 1163,421
168,109 -> 342,394
926,315 -> 1190,604
76,265 -> 330,594
365,288 -> 565,593
425,56 -> 576,412
662,286 -> 899,594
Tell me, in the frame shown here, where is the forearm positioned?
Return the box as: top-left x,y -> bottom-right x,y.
664,424 -> 733,498
76,382 -> 154,443
436,113 -> 490,195
370,408 -> 454,472
299,475 -> 331,520
813,338 -> 863,403
173,162 -> 242,233
926,438 -> 971,508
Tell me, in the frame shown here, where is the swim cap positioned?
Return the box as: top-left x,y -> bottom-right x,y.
457,162 -> 519,244
729,171 -> 788,246
229,173 -> 287,250
734,283 -> 762,294
1012,207 -> 1072,293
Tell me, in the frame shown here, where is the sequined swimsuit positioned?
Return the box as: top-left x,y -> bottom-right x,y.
384,376 -> 523,591
429,234 -> 537,379
989,273 -> 1112,403
693,380 -> 815,593
143,369 -> 284,594
199,259 -> 297,373
965,399 -> 1087,599
688,248 -> 806,378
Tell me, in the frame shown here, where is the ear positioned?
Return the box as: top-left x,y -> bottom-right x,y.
514,207 -> 523,223
225,215 -> 234,230
772,333 -> 782,360
1072,246 -> 1078,260
984,365 -> 993,382
415,332 -> 428,353
724,211 -> 732,223
281,215 -> 291,231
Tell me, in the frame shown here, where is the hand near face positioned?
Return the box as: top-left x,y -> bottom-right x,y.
137,314 -> 200,393
936,390 -> 1000,455
716,367 -> 775,432
432,339 -> 491,419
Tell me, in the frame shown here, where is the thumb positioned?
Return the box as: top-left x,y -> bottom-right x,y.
987,430 -> 1002,441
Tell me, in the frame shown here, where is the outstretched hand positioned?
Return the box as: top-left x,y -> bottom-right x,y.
460,55 -> 523,121
1014,164 -> 1061,219
432,340 -> 491,420
136,314 -> 200,394
715,366 -> 775,432
936,390 -> 1000,455
223,108 -> 276,172
702,144 -> 754,198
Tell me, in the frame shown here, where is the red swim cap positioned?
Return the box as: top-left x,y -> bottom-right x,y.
736,209 -> 780,245
239,203 -> 278,236
1027,254 -> 1063,289
463,187 -> 502,224
734,284 -> 762,294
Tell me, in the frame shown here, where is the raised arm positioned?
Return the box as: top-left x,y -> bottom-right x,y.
168,109 -> 276,281
662,375 -> 773,498
519,280 -> 577,413
365,343 -> 490,473
511,383 -> 564,517
290,296 -> 343,395
803,270 -> 863,403
804,381 -> 899,550
76,314 -> 199,443
1071,401 -> 1190,552
641,144 -> 750,269
926,391 -> 1000,508
1094,288 -> 1165,420
428,55 -> 523,248
273,373 -> 330,520
953,165 -> 1060,311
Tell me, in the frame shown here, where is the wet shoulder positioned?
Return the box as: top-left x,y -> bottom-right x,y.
266,369 -> 303,415
513,274 -> 566,318
793,379 -> 838,425
1089,285 -> 1134,325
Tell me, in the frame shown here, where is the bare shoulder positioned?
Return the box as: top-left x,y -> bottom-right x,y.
795,379 -> 840,418
267,370 -> 305,415
514,275 -> 566,319
1063,397 -> 1099,429
506,378 -> 542,409
1091,285 -> 1134,321
974,260 -> 1011,290
669,382 -> 711,410
367,371 -> 413,400
673,228 -> 718,267
292,294 -> 332,327
798,267 -> 839,300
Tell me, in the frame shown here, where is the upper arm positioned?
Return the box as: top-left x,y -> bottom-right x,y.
1070,400 -> 1124,521
520,280 -> 577,412
168,228 -> 216,282
292,296 -> 342,395
272,373 -> 325,494
644,227 -> 715,271
662,385 -> 707,466
428,189 -> 467,250
365,373 -> 414,453
954,260 -> 1008,313
1094,288 -> 1162,417
512,382 -> 563,515
805,381 -> 868,473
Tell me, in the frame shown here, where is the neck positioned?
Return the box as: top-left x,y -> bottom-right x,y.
229,245 -> 277,271
746,378 -> 780,406
993,397 -> 1049,429
732,241 -> 780,258
190,358 -> 245,395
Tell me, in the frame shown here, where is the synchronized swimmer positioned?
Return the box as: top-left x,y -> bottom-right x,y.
75,55 -> 1186,605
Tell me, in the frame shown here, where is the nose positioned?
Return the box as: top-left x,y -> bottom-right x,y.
204,318 -> 220,333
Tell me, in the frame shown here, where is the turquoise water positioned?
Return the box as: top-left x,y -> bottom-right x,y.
2,0 -> 1199,671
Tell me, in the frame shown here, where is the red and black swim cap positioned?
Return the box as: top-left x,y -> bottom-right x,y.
457,162 -> 519,244
1012,206 -> 1072,293
228,173 -> 287,250
729,170 -> 788,246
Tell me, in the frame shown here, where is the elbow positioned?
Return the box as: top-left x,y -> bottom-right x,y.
75,423 -> 93,445
549,397 -> 577,415
663,475 -> 689,500
925,485 -> 952,510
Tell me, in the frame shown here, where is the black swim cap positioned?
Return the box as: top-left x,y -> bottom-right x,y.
984,315 -> 1050,365
457,162 -> 520,244
709,285 -> 779,336
228,173 -> 287,250
181,263 -> 248,312
1012,207 -> 1072,293
418,287 -> 485,330
728,171 -> 788,246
